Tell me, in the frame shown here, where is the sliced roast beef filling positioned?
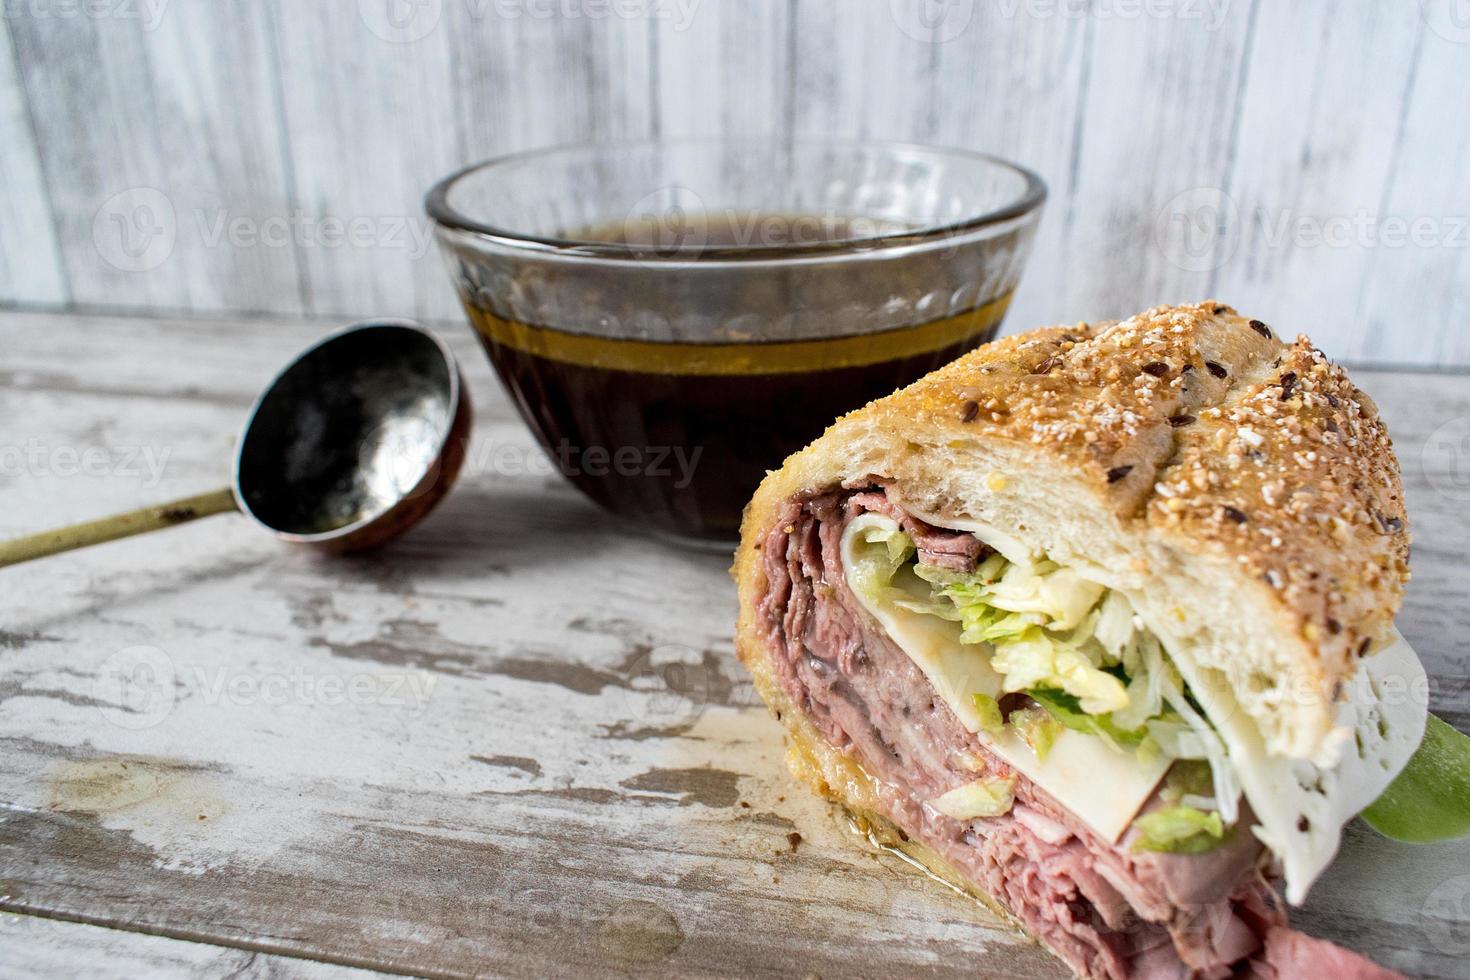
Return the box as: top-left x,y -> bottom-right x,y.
755,486 -> 1389,980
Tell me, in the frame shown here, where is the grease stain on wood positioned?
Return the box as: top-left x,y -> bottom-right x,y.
594,899 -> 684,965
1,314 -> 1465,977
46,758 -> 230,827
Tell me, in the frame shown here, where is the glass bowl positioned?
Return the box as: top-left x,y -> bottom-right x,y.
427,139 -> 1045,547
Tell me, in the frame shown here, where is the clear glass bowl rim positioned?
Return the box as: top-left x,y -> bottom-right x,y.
424,137 -> 1047,261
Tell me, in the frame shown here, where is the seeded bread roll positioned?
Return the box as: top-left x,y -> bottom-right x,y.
734,301 -> 1410,761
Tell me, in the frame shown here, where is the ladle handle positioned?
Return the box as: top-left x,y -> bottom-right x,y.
0,487 -> 238,569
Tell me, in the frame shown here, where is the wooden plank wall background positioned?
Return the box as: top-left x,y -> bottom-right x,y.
0,0 -> 1466,366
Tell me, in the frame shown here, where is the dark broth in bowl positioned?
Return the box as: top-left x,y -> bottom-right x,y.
468,299 -> 1008,542
463,209 -> 1012,541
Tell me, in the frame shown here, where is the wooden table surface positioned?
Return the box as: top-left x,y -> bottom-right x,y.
1,310 -> 1468,979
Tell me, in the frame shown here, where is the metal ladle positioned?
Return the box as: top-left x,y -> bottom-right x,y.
0,320 -> 471,568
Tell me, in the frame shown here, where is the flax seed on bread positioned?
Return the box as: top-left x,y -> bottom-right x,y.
734,301 -> 1409,760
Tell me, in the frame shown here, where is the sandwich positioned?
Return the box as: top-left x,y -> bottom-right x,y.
734,302 -> 1468,978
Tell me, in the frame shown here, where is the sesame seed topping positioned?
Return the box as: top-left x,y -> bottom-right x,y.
1249,319 -> 1272,339
1168,414 -> 1197,427
1107,465 -> 1133,483
960,400 -> 979,423
1141,361 -> 1171,378
1222,505 -> 1248,524
1206,361 -> 1228,379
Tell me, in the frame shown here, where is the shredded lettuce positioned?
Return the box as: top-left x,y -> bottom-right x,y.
1150,661 -> 1241,826
1362,714 -> 1470,843
906,559 -> 1128,713
1011,705 -> 1061,761
849,522 -> 915,602
1131,805 -> 1228,854
1161,760 -> 1216,803
971,693 -> 1005,734
859,522 -> 1245,844
931,775 -> 1018,820
1029,687 -> 1146,747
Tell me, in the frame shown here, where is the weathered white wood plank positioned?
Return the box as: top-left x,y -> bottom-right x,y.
0,310 -> 1069,979
7,1 -> 303,314
786,2 -> 1090,337
1209,1 -> 1423,364
652,0 -> 791,138
0,912 -> 388,980
1060,0 -> 1258,321
0,6 -> 1466,367
925,5 -> 1091,338
267,1 -> 461,324
0,310 -> 1467,978
1355,22 -> 1470,367
449,4 -> 657,157
0,18 -> 66,306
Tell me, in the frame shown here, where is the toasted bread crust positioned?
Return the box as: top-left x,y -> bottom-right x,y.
734,301 -> 1409,758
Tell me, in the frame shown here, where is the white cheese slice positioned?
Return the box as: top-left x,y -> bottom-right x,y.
851,508 -> 1429,903
1173,629 -> 1427,904
841,514 -> 1170,842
